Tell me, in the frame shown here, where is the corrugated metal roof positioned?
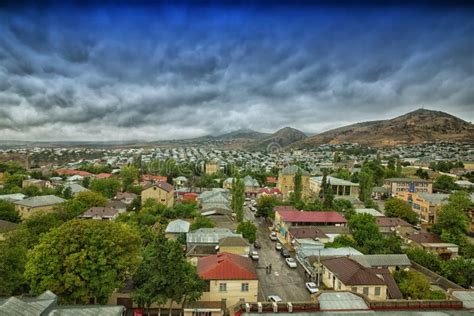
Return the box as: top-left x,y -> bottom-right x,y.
452,290 -> 474,309
350,254 -> 411,268
187,228 -> 241,245
165,219 -> 190,233
319,292 -> 369,310
14,195 -> 65,208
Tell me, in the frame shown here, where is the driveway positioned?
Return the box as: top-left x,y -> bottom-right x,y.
247,208 -> 312,302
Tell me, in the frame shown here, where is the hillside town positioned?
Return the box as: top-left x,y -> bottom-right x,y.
1,140 -> 474,315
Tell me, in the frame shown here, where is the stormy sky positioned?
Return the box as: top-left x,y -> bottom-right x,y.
0,2 -> 473,141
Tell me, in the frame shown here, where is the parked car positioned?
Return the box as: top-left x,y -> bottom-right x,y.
275,243 -> 282,251
253,241 -> 261,249
285,258 -> 297,268
249,251 -> 259,261
270,232 -> 278,241
305,282 -> 319,294
280,249 -> 291,258
267,295 -> 282,302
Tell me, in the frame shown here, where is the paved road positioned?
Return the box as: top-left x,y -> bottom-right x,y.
245,206 -> 311,302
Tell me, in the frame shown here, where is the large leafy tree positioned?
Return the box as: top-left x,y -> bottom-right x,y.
434,175 -> 459,192
121,166 -> 140,191
190,215 -> 215,231
89,178 -> 121,198
384,197 -> 418,224
441,257 -> 474,288
358,171 -> 373,203
0,200 -> 21,223
25,220 -> 141,304
394,270 -> 443,300
74,190 -> 107,209
231,176 -> 245,222
256,195 -> 279,218
237,221 -> 257,243
432,204 -> 469,245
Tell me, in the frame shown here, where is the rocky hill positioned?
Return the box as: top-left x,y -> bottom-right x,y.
295,109 -> 474,148
246,127 -> 307,151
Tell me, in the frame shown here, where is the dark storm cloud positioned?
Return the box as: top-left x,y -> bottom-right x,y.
0,4 -> 473,141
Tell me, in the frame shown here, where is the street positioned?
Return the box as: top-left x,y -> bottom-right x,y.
244,206 -> 312,302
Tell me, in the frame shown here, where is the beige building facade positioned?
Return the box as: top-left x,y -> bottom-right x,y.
277,165 -> 310,200
141,182 -> 174,208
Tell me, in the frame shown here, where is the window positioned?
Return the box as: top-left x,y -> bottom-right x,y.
351,287 -> 357,293
219,283 -> 227,292
241,283 -> 249,292
363,287 -> 369,296
375,287 -> 381,296
337,281 -> 341,290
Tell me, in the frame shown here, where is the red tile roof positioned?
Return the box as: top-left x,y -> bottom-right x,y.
277,210 -> 347,224
258,187 -> 282,195
142,174 -> 168,182
266,176 -> 277,184
55,169 -> 93,177
95,173 -> 112,179
197,252 -> 257,280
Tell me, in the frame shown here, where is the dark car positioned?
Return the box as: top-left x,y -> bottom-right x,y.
253,241 -> 261,249
280,249 -> 291,258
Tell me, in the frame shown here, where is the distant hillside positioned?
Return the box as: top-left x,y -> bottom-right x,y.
246,127 -> 307,151
295,109 -> 474,148
213,129 -> 270,141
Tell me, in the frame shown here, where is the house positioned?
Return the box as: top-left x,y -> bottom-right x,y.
406,232 -> 459,259
372,186 -> 389,200
79,207 -> 119,220
0,220 -> 18,240
22,178 -> 51,189
197,252 -> 258,306
183,192 -> 198,203
198,189 -> 231,215
383,178 -> 433,196
395,192 -> 451,225
274,208 -> 347,244
320,257 -> 402,300
95,172 -> 112,179
165,219 -> 190,240
63,183 -> 89,196
141,182 -> 174,208
0,290 -> 125,315
142,174 -> 168,183
257,187 -> 282,200
375,217 -> 414,236
106,200 -> 128,212
186,228 -> 242,249
277,165 -> 310,200
0,193 -> 26,202
266,176 -> 278,185
14,195 -> 65,219
115,192 -> 138,204
310,176 -> 360,198
349,254 -> 411,272
456,180 -> 474,189
218,236 -> 250,256
354,208 -> 385,217
205,162 -> 219,175
174,176 -> 188,187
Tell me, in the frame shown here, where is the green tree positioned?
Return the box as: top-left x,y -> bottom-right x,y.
82,176 -> 90,189
0,230 -> 29,295
25,220 -> 141,304
441,257 -> 474,288
121,166 -> 140,191
292,170 -> 303,205
394,270 -> 433,299
323,180 -> 334,209
231,176 -> 245,222
74,190 -> 107,209
404,248 -> 442,273
0,200 -> 21,223
256,195 -> 278,218
190,216 -> 215,231
432,204 -> 469,245
348,213 -> 385,254
236,221 -> 257,243
62,186 -> 73,200
384,197 -> 419,224
358,171 -> 373,203
325,235 -> 357,248
89,178 -> 121,198
434,175 -> 459,192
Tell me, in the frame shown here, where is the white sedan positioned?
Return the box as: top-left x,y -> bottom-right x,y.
285,258 -> 297,268
305,282 -> 319,294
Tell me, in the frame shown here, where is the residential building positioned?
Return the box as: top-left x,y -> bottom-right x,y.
165,219 -> 190,240
0,291 -> 125,316
14,195 -> 65,219
79,207 -> 119,220
277,165 -> 310,200
375,217 -> 414,236
349,254 -> 411,273
320,257 -> 401,300
406,232 -> 459,259
115,192 -> 138,204
63,183 -> 89,196
187,228 -> 242,249
198,189 -> 231,215
22,178 -> 51,189
456,180 -> 474,189
0,193 -> 26,202
395,192 -> 450,225
354,208 -> 385,217
141,182 -> 174,208
310,176 -> 360,198
257,187 -> 282,200
205,162 -> 219,175
383,178 -> 433,196
274,208 -> 347,244
218,236 -> 250,256
197,252 -> 258,306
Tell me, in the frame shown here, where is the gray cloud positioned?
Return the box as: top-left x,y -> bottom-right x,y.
0,5 -> 473,141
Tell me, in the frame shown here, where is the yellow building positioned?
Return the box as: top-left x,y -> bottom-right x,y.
218,236 -> 250,256
206,162 -> 220,175
197,253 -> 258,307
141,182 -> 174,208
310,176 -> 359,198
321,257 -> 390,301
14,195 -> 65,219
395,192 -> 450,225
277,165 -> 310,200
383,178 -> 432,196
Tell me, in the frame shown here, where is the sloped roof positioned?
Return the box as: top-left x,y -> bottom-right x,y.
142,181 -> 173,192
14,195 -> 65,208
350,254 -> 411,268
165,219 -> 190,233
288,227 -> 327,239
198,253 -> 257,280
79,207 -> 118,219
321,257 -> 386,286
407,232 -> 443,244
64,183 -> 89,194
280,165 -> 310,176
0,291 -> 57,316
375,217 -> 411,227
278,210 -> 347,224
219,236 -> 249,247
354,208 -> 384,217
312,176 -> 359,187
